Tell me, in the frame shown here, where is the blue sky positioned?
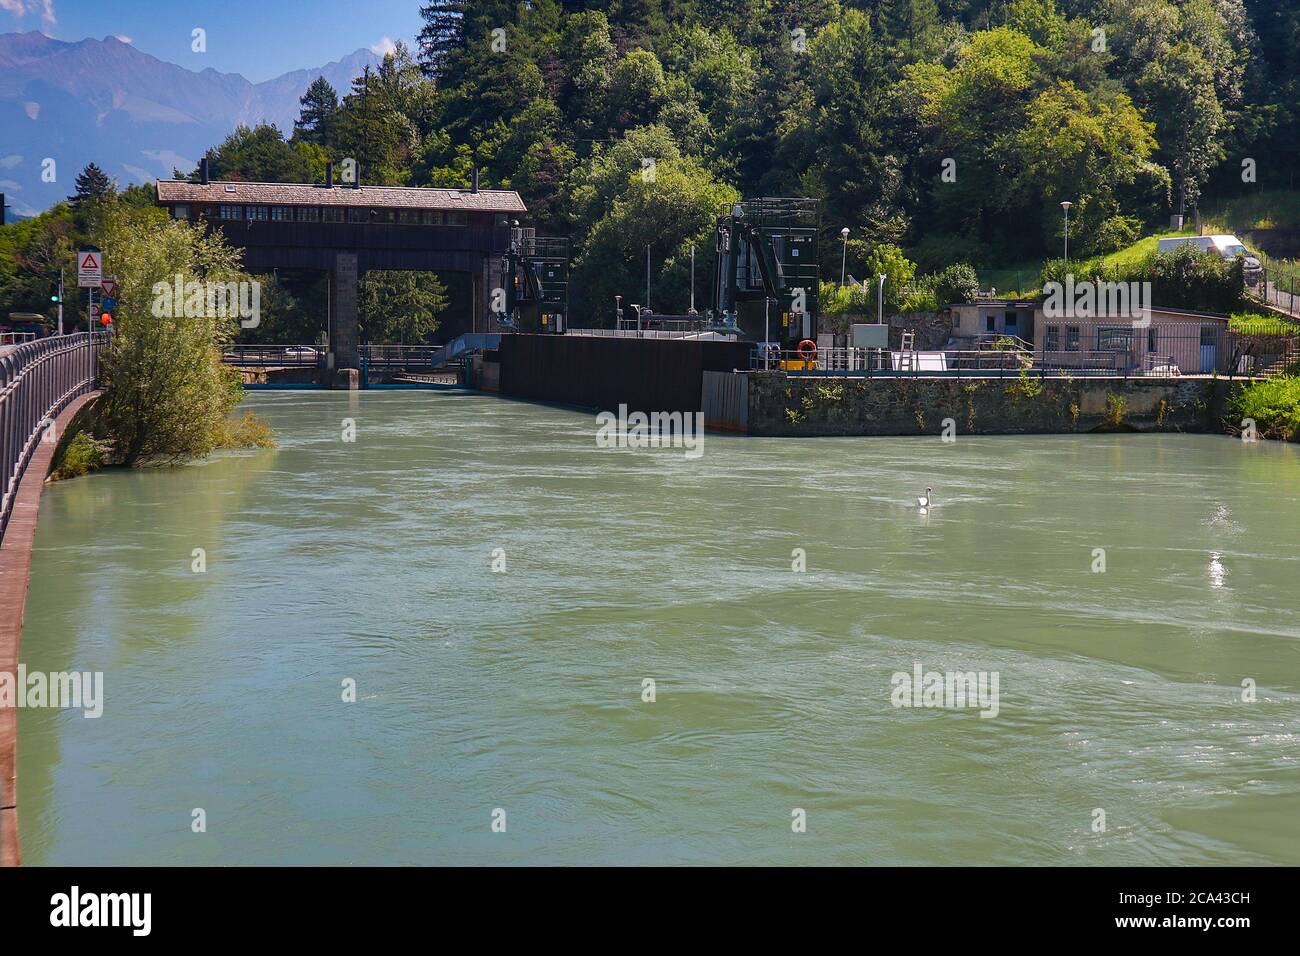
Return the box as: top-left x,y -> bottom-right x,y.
3,0 -> 425,81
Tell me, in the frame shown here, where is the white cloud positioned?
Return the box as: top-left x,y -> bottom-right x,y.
114,34 -> 132,44
369,36 -> 396,57
1,0 -> 56,28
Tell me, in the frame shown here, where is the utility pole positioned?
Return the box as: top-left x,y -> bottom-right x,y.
690,245 -> 695,313
1060,201 -> 1072,262
58,268 -> 64,335
645,245 -> 651,312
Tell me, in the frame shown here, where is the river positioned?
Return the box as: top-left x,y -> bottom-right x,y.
17,391 -> 1300,865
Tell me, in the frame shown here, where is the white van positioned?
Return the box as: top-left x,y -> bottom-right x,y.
1157,234 -> 1262,276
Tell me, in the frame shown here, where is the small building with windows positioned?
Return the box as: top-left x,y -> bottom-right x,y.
948,299 -> 1233,375
948,298 -> 1038,346
1035,306 -> 1232,376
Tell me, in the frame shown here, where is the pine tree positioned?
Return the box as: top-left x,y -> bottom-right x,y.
69,163 -> 113,207
294,76 -> 340,145
417,1 -> 468,79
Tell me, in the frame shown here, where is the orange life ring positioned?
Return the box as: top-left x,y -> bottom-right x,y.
797,339 -> 817,362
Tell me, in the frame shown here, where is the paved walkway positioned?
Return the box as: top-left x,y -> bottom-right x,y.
0,391 -> 99,867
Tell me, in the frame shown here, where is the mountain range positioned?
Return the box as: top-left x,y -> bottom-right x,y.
0,31 -> 381,217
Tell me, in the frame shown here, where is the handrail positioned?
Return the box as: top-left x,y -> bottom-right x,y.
1,332 -> 109,544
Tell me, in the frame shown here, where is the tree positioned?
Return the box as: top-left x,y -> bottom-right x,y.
417,0 -> 469,79
358,271 -> 448,343
69,163 -> 113,208
294,77 -> 339,146
333,66 -> 419,185
571,150 -> 740,321
930,262 -> 980,307
197,125 -> 325,183
92,198 -> 250,465
1136,41 -> 1224,212
1012,81 -> 1161,252
860,243 -> 917,316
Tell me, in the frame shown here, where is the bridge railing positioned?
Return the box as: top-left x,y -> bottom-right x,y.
362,345 -> 441,369
1,332 -> 109,544
222,345 -> 324,367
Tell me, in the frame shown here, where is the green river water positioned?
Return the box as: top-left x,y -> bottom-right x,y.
16,391 -> 1300,865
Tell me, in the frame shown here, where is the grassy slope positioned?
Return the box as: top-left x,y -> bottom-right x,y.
1202,189 -> 1300,235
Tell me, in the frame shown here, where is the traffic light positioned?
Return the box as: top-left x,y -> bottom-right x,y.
50,291 -> 61,303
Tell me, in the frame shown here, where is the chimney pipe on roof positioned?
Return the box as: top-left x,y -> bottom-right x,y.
199,156 -> 209,185
324,161 -> 333,187
471,167 -> 479,194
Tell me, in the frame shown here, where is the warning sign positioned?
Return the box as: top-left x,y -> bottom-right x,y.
78,249 -> 102,287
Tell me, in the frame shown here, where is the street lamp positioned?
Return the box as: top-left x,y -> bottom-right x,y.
840,227 -> 851,285
1060,201 -> 1072,262
877,274 -> 886,325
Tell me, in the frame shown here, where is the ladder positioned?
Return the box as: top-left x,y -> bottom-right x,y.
899,331 -> 917,371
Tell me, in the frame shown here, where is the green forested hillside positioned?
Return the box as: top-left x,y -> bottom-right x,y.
9,1 -> 1300,327
403,0 -> 1297,319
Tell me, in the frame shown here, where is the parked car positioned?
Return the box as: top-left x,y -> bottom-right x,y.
1156,234 -> 1262,281
282,346 -> 319,359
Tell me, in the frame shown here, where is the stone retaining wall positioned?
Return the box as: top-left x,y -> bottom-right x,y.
741,372 -> 1232,437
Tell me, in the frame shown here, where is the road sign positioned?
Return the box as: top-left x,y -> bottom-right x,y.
77,250 -> 102,287
100,277 -> 118,298
101,296 -> 117,313
88,303 -> 101,318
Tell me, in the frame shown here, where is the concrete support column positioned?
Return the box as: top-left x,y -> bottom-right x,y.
485,255 -> 506,332
329,252 -> 359,371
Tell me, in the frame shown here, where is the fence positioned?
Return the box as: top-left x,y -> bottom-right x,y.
751,326 -> 1298,381
222,345 -> 322,367
976,269 -> 1038,297
1255,264 -> 1300,318
1,332 -> 109,544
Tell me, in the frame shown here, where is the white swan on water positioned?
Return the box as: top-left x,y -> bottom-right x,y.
917,487 -> 933,508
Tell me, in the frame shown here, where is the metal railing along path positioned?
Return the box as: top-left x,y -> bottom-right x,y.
749,328 -> 1285,380
222,345 -> 323,368
1,332 -> 109,544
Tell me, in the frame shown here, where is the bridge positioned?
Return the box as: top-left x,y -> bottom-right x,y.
0,333 -> 107,545
221,333 -> 502,388
156,162 -> 526,386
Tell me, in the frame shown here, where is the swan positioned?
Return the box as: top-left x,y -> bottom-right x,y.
917,487 -> 933,508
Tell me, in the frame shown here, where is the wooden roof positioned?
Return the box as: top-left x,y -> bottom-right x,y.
156,180 -> 527,213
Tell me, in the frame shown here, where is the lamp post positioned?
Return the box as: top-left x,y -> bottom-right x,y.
689,244 -> 696,313
877,274 -> 886,325
840,227 -> 850,285
1060,201 -> 1072,262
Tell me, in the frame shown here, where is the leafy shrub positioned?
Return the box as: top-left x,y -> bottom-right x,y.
1148,246 -> 1247,314
1092,216 -> 1142,254
900,286 -> 939,313
53,431 -> 107,479
1040,247 -> 1247,314
1230,376 -> 1300,440
929,263 -> 980,307
818,280 -> 872,315
218,410 -> 277,449
1105,393 -> 1127,427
